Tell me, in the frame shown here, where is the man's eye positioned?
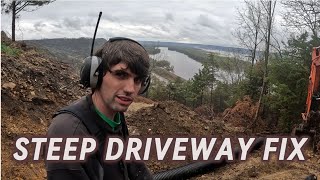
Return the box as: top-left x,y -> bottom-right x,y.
115,71 -> 128,79
134,78 -> 143,84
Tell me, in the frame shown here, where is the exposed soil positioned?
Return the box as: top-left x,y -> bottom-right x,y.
222,96 -> 259,127
1,38 -> 319,180
196,151 -> 320,180
126,101 -> 320,179
1,40 -> 86,180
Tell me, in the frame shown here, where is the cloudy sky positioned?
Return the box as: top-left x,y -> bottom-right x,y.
2,1 -> 252,47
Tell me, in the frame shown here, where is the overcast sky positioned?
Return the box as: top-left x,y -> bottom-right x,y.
1,1 -> 254,47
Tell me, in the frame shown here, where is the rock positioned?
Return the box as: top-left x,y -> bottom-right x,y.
2,82 -> 16,90
20,41 -> 27,51
60,64 -> 68,69
158,103 -> 166,109
32,96 -> 54,105
248,166 -> 258,177
40,118 -> 45,125
2,71 -> 7,77
153,103 -> 159,108
128,126 -> 140,135
1,31 -> 11,42
30,91 -> 36,96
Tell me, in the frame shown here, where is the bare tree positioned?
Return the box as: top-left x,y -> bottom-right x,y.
1,0 -> 54,41
253,0 -> 277,131
260,0 -> 277,79
235,0 -> 264,67
236,0 -> 277,131
282,0 -> 320,40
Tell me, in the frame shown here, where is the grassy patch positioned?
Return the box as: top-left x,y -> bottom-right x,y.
1,43 -> 21,57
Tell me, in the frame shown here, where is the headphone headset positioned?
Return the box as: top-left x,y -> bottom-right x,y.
79,12 -> 151,94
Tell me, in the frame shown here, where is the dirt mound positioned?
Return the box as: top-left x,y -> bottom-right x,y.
126,101 -> 154,117
1,40 -> 85,180
222,96 -> 258,127
126,101 -> 227,172
196,150 -> 320,180
126,101 -> 224,136
134,95 -> 154,104
194,105 -> 216,120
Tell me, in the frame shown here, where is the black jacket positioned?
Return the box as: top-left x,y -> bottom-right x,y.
46,95 -> 153,180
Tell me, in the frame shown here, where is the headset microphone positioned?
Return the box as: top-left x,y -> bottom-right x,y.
91,12 -> 102,56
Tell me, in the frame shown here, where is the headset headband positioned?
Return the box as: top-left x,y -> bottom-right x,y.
108,37 -> 146,51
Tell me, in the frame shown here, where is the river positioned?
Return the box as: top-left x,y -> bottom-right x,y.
149,47 -> 202,80
150,47 -> 240,83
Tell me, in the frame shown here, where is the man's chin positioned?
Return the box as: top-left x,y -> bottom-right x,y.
113,104 -> 130,112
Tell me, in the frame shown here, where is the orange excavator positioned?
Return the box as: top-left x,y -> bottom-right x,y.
295,46 -> 320,152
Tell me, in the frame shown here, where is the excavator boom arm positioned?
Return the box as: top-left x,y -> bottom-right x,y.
302,47 -> 320,121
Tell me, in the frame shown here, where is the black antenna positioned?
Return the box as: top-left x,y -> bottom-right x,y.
90,11 -> 102,56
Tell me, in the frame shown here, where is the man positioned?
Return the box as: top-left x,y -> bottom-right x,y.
46,38 -> 153,180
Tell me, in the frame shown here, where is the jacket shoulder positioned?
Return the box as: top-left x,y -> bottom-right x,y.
48,113 -> 88,136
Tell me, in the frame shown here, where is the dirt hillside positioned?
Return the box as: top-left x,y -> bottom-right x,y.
1,37 -> 319,180
126,101 -> 320,179
1,38 -> 86,179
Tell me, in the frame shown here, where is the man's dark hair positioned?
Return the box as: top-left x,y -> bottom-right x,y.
95,39 -> 150,80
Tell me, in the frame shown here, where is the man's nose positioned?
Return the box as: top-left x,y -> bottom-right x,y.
123,78 -> 136,94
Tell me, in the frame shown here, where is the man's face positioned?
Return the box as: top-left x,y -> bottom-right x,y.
96,62 -> 142,113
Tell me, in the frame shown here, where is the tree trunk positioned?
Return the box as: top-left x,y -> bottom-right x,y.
210,88 -> 213,105
251,13 -> 260,68
253,76 -> 266,130
252,0 -> 273,132
12,1 -> 16,41
263,0 -> 273,93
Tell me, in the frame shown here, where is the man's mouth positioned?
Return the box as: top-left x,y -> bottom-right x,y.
115,95 -> 133,106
